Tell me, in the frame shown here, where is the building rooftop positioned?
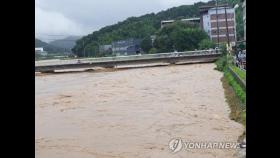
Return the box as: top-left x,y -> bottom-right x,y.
199,4 -> 229,12
208,6 -> 233,12
181,18 -> 200,21
161,20 -> 175,23
161,18 -> 200,24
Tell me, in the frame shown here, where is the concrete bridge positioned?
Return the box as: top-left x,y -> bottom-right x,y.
35,50 -> 222,73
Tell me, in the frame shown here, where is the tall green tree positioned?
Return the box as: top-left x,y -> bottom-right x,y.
140,36 -> 153,53
198,39 -> 215,49
154,21 -> 208,52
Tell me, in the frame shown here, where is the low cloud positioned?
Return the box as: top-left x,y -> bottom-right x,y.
35,6 -> 85,41
35,0 -> 209,41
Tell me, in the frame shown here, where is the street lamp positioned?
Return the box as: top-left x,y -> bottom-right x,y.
83,41 -> 86,58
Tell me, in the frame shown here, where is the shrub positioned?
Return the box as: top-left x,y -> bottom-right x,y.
215,54 -> 227,71
148,48 -> 157,54
198,39 -> 215,50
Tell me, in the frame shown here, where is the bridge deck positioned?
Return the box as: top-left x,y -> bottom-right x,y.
35,50 -> 221,72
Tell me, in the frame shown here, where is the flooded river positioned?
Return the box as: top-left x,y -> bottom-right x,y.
35,63 -> 244,158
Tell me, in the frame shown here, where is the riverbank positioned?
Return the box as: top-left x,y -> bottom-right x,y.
215,54 -> 246,158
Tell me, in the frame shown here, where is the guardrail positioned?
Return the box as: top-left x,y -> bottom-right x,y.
228,66 -> 246,91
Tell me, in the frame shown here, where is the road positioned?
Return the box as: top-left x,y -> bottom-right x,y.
35,63 -> 244,158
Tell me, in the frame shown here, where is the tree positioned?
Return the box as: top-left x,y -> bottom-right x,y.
198,39 -> 215,50
86,42 -> 100,57
140,36 -> 153,53
238,42 -> 246,50
154,21 -> 209,52
148,48 -> 158,54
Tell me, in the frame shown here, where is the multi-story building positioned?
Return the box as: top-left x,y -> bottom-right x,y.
200,5 -> 236,44
99,44 -> 112,54
35,47 -> 48,56
35,47 -> 44,52
112,38 -> 142,56
161,18 -> 200,28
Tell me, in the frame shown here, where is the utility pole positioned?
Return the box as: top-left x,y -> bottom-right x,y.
215,0 -> 220,48
83,41 -> 85,58
225,5 -> 230,47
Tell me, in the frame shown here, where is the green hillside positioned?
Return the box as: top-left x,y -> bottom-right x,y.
72,0 -> 244,57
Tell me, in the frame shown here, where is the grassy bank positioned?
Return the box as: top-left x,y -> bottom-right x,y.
229,65 -> 246,81
222,75 -> 246,142
215,52 -> 246,142
215,54 -> 246,127
224,69 -> 246,104
222,74 -> 246,125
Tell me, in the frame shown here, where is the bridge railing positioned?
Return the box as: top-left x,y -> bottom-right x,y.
35,49 -> 221,67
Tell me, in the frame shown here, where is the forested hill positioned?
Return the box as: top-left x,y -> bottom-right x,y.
35,38 -> 65,53
35,38 -> 49,48
72,0 -> 243,57
72,1 -> 213,56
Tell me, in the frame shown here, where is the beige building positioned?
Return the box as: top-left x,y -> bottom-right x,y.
199,5 -> 236,44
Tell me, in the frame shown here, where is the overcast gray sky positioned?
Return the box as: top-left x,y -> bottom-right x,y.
35,0 -> 208,41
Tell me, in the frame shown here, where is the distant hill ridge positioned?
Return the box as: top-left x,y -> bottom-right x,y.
49,36 -> 81,50
35,36 -> 81,53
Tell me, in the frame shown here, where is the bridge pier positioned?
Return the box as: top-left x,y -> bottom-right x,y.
168,59 -> 177,65
40,70 -> 55,73
102,65 -> 116,69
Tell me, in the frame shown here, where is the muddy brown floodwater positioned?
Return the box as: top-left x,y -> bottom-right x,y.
35,63 -> 244,158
